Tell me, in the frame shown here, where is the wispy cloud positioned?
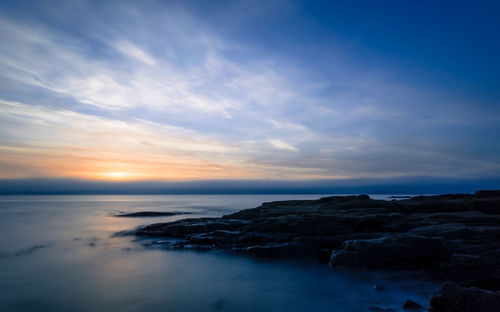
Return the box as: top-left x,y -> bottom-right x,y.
113,40 -> 157,66
268,139 -> 299,152
0,0 -> 498,181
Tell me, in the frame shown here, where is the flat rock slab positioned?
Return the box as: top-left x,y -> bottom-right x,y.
132,191 -> 500,310
135,193 -> 500,268
115,211 -> 191,217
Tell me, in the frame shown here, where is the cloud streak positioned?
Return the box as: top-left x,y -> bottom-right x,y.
0,0 -> 498,182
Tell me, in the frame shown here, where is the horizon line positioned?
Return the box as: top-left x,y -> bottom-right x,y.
1,176 -> 499,195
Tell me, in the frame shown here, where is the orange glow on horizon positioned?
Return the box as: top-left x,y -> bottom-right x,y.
0,145 -> 266,181
103,172 -> 130,180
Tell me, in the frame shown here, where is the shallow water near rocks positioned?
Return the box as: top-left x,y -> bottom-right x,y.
0,195 -> 440,311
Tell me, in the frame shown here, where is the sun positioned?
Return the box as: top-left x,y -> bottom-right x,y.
105,172 -> 129,179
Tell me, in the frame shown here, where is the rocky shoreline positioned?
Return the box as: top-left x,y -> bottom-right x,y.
115,211 -> 191,217
134,191 -> 500,311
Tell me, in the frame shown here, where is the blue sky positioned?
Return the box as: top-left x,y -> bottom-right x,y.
0,0 -> 499,182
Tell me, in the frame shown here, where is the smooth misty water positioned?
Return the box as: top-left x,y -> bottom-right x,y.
0,195 -> 440,312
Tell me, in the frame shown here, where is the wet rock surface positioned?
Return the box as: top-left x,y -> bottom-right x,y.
134,191 -> 500,311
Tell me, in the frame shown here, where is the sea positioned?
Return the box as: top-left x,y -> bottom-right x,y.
0,194 -> 440,312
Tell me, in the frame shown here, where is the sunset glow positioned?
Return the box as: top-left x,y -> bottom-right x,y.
104,172 -> 129,179
0,1 -> 498,182
1,2 -> 499,312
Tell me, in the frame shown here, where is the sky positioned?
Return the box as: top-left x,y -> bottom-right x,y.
0,0 -> 499,188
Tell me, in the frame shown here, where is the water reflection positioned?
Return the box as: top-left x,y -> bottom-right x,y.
0,195 -> 439,311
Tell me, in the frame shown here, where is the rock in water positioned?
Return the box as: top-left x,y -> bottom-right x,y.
428,282 -> 500,312
115,211 -> 191,217
402,299 -> 422,310
133,191 -> 500,306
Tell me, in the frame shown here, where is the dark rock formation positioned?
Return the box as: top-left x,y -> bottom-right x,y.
428,282 -> 500,312
134,191 -> 500,310
115,211 -> 191,217
402,299 -> 422,310
329,235 -> 451,270
136,193 -> 499,269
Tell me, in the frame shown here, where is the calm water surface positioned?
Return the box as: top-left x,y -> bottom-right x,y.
0,195 -> 439,311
